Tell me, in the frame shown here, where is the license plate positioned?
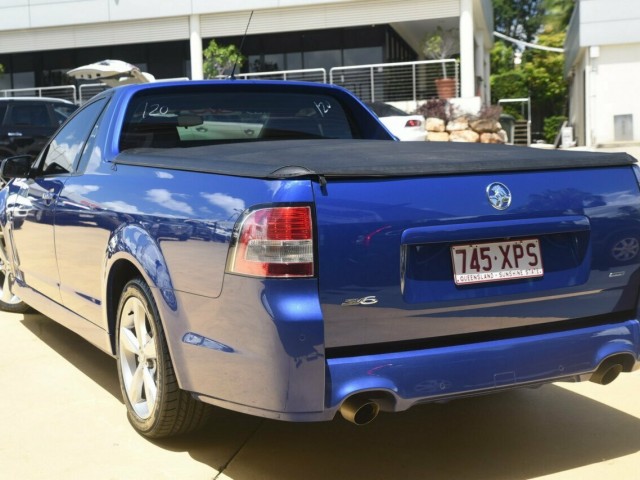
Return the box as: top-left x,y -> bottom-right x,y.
451,238 -> 543,285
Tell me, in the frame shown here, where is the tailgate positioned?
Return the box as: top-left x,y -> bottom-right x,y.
314,166 -> 640,349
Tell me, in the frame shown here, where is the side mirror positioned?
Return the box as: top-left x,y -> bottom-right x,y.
0,155 -> 34,181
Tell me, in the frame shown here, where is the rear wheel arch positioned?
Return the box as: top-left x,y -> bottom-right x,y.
106,259 -> 145,354
0,226 -> 29,313
104,225 -> 175,353
115,276 -> 211,437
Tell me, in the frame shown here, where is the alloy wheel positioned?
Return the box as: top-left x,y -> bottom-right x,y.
118,296 -> 159,420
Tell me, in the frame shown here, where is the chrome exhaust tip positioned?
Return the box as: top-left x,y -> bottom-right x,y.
340,397 -> 380,426
590,360 -> 624,385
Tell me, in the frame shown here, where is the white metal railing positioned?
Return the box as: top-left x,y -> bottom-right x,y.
1,61 -> 459,106
2,78 -> 189,105
498,97 -> 531,146
237,68 -> 327,84
77,77 -> 188,104
78,83 -> 109,104
330,59 -> 459,103
0,85 -> 77,103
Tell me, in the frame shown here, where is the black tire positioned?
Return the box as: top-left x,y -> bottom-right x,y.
115,278 -> 211,438
0,230 -> 30,314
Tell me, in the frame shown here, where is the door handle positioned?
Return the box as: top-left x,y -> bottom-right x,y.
8,132 -> 23,137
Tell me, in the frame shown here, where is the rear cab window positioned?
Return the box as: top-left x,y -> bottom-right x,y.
119,86 -> 359,151
7,103 -> 52,128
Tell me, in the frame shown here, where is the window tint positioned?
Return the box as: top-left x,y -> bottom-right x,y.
120,88 -> 356,151
0,104 -> 7,123
52,104 -> 79,126
366,102 -> 408,117
8,104 -> 51,127
40,98 -> 107,176
76,101 -> 109,174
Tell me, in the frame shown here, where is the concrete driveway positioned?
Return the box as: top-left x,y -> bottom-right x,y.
1,310 -> 639,480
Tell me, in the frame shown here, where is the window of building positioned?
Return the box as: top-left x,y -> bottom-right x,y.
0,25 -> 416,90
343,47 -> 384,66
286,52 -> 303,70
304,49 -> 341,71
0,74 -> 10,91
11,72 -> 35,89
614,114 -> 634,142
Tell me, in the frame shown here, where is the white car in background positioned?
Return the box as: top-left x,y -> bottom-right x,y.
365,101 -> 426,141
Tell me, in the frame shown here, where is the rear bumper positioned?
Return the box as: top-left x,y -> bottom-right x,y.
325,319 -> 640,415
193,318 -> 640,422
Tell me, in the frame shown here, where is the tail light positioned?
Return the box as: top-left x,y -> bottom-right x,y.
227,206 -> 314,278
405,119 -> 422,128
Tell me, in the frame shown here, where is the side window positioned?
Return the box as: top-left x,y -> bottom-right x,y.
52,104 -> 79,126
0,104 -> 7,124
8,103 -> 50,127
39,98 -> 107,176
76,102 -> 109,174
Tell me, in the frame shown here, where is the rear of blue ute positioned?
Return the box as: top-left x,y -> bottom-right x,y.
311,158 -> 640,424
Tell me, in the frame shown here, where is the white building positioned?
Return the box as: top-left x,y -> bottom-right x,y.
565,0 -> 640,147
0,0 -> 493,104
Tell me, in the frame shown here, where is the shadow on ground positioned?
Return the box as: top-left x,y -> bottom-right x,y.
20,312 -> 122,400
165,386 -> 640,480
19,313 -> 640,480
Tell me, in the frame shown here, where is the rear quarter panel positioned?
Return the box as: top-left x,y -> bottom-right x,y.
56,161 -> 315,328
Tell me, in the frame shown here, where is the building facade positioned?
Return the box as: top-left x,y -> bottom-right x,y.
565,0 -> 640,147
0,0 -> 493,104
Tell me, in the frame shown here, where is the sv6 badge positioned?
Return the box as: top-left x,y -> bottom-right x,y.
341,296 -> 379,306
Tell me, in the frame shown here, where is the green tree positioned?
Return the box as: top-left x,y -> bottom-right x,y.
493,0 -> 546,44
491,71 -> 528,105
203,40 -> 245,79
490,40 -> 518,76
521,29 -> 566,105
543,0 -> 576,30
422,27 -> 459,78
522,28 -> 569,141
491,0 -> 575,141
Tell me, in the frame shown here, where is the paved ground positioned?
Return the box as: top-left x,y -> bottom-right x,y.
1,309 -> 639,480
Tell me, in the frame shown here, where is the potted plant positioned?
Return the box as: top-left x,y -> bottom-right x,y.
422,27 -> 459,99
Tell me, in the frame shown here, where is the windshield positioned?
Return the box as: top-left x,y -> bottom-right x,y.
120,88 -> 358,150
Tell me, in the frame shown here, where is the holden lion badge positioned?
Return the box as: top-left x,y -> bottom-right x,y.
486,182 -> 512,210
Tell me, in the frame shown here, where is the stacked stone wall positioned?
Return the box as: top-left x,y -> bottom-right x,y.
425,116 -> 508,143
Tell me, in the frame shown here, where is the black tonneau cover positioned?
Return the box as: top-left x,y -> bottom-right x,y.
114,139 -> 636,179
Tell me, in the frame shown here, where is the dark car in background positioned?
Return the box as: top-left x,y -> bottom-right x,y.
0,97 -> 77,161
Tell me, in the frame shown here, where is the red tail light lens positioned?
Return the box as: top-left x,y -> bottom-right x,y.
228,206 -> 314,278
405,119 -> 422,128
